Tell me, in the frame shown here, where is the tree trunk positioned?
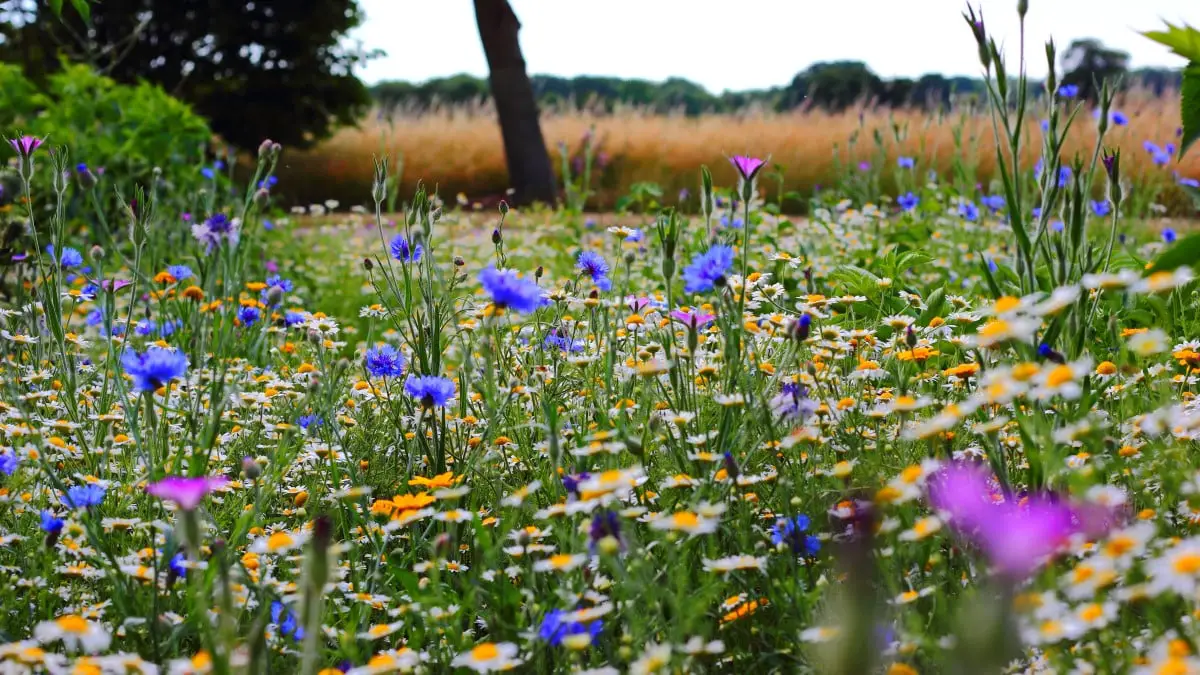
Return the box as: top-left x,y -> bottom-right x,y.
473,0 -> 557,206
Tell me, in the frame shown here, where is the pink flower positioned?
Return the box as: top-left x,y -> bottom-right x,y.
729,155 -> 766,181
928,462 -> 1110,580
146,476 -> 228,511
9,135 -> 43,158
670,308 -> 714,330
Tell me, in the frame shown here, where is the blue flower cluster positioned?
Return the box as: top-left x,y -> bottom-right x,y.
576,251 -> 612,291
389,234 -> 424,263
479,266 -> 545,313
364,344 -> 405,378
682,244 -> 734,294
121,347 -> 189,393
405,375 -> 456,408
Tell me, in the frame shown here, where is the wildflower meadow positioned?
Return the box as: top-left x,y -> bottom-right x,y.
4,4 -> 1200,675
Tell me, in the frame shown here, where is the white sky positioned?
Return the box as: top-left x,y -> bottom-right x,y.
351,0 -> 1193,92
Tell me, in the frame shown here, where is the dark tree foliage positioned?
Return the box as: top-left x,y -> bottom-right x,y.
1061,38 -> 1131,101
0,0 -> 374,149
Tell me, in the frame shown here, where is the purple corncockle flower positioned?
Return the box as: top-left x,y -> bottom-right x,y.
928,462 -> 1112,580
626,295 -> 652,313
729,155 -> 766,182
9,135 -> 43,158
897,156 -> 915,169
670,308 -> 714,330
145,476 -> 229,511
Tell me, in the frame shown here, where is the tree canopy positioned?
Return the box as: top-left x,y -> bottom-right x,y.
0,0 -> 375,149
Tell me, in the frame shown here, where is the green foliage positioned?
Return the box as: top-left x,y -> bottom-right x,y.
1143,20 -> 1200,62
21,64 -> 210,181
1147,231 -> 1200,273
1183,64 -> 1200,158
0,0 -> 371,150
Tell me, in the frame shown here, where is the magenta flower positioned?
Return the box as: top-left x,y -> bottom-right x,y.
729,155 -> 766,181
146,476 -> 229,511
9,135 -> 43,158
928,462 -> 1110,580
670,308 -> 714,330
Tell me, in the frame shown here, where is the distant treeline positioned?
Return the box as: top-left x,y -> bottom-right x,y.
371,60 -> 1183,115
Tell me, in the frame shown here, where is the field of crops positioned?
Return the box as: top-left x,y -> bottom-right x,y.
6,7 -> 1200,673
278,92 -> 1200,216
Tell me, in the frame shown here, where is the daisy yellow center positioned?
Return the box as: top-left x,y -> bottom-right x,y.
1105,536 -> 1135,557
900,465 -> 923,483
1079,604 -> 1104,622
56,615 -> 89,633
993,296 -> 1020,313
1046,365 -> 1074,388
672,512 -> 700,528
471,643 -> 500,661
267,532 -> 294,551
979,320 -> 1010,338
1173,552 -> 1200,575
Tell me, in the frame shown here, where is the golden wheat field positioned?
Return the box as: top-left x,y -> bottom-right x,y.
278,93 -> 1200,210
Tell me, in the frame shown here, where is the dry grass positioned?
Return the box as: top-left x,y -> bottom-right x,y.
277,94 -> 1200,210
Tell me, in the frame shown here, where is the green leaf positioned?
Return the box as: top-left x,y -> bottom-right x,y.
1183,63 -> 1200,158
70,0 -> 90,23
916,286 -> 946,326
48,0 -> 62,15
1143,21 -> 1200,62
1147,231 -> 1200,273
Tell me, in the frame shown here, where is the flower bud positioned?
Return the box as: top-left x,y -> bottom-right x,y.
90,245 -> 104,261
242,456 -> 262,479
491,229 -> 502,245
253,188 -> 270,208
453,256 -> 465,267
258,139 -> 275,160
498,200 -> 509,216
362,258 -> 374,272
75,163 -> 97,189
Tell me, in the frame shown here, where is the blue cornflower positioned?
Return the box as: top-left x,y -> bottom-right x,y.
62,484 -> 106,509
538,609 -> 603,647
134,319 -> 157,337
897,156 -> 915,169
545,331 -> 585,353
39,510 -> 64,533
958,202 -> 979,221
0,452 -> 17,476
897,192 -> 919,212
285,311 -> 308,327
981,195 -> 1006,212
364,344 -> 405,378
169,552 -> 187,577
1111,111 -> 1128,126
265,275 -> 294,293
1164,228 -> 1178,244
79,283 -> 99,301
576,251 -> 612,291
1057,84 -> 1079,98
589,510 -> 624,553
59,247 -> 83,268
168,265 -> 193,281
297,415 -> 322,431
1039,119 -> 1050,133
237,306 -> 261,326
771,514 -> 820,555
1182,177 -> 1200,188
624,228 -> 644,243
1153,150 -> 1172,167
1091,200 -> 1111,217
271,601 -> 304,642
479,266 -> 545,313
1057,166 -> 1072,188
389,234 -> 424,263
405,375 -> 456,408
121,347 -> 188,392
682,244 -> 734,294
719,214 -> 745,229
